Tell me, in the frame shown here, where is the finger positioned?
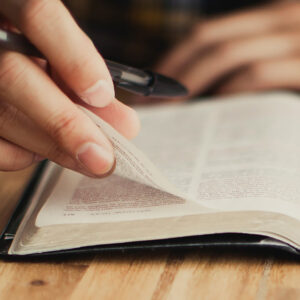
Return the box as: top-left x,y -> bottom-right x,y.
0,50 -> 115,176
157,1 -> 300,75
177,31 -> 300,97
216,58 -> 300,95
0,100 -> 73,169
50,70 -> 140,140
0,101 -> 109,177
82,100 -> 141,140
0,138 -> 39,171
51,73 -> 140,140
1,0 -> 115,108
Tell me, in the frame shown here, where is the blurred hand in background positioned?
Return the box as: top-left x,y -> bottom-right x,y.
155,1 -> 300,100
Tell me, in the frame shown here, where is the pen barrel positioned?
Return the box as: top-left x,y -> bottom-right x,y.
105,60 -> 151,86
0,29 -> 43,58
0,29 -> 188,98
115,71 -> 188,97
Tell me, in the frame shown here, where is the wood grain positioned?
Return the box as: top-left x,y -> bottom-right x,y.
0,167 -> 300,300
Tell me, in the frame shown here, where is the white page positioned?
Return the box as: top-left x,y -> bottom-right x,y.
193,93 -> 300,218
134,92 -> 300,219
37,92 -> 300,227
133,102 -> 215,196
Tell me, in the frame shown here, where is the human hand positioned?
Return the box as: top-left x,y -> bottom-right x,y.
156,1 -> 300,100
0,0 -> 140,176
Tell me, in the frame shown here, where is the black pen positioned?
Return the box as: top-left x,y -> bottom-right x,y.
0,29 -> 188,98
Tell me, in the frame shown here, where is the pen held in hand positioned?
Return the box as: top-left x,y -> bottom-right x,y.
0,29 -> 188,98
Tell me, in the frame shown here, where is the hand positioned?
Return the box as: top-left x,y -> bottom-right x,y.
156,1 -> 300,99
0,0 -> 140,176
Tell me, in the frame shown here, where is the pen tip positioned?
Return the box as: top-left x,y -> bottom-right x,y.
150,73 -> 188,98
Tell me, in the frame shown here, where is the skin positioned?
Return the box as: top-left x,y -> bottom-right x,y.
0,0 -> 140,175
154,1 -> 300,101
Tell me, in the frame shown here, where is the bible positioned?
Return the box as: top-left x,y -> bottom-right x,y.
2,91 -> 300,256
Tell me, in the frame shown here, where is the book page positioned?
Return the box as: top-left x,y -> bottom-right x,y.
133,102 -> 215,196
194,93 -> 300,218
134,92 -> 300,219
36,92 -> 300,227
80,106 -> 185,198
36,107 -> 206,227
36,167 -> 205,226
11,92 -> 300,255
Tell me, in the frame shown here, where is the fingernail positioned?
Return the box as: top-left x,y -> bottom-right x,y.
78,80 -> 115,108
76,142 -> 114,175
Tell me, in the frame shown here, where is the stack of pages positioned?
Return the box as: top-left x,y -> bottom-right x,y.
5,92 -> 300,255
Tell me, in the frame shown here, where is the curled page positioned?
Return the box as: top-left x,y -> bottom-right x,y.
79,106 -> 186,199
34,107 -> 203,227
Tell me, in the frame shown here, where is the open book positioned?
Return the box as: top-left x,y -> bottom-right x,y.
4,91 -> 300,255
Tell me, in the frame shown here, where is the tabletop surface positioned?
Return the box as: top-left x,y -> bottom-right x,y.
0,166 -> 300,300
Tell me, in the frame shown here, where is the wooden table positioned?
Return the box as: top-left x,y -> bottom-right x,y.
0,167 -> 300,300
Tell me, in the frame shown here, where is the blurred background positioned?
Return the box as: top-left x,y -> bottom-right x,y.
63,0 -> 266,68
62,0 -> 300,102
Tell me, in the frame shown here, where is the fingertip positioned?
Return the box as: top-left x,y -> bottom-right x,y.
123,106 -> 141,140
78,79 -> 115,108
76,142 -> 115,176
85,99 -> 141,140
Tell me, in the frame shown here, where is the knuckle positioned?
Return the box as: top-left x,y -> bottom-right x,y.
244,63 -> 268,83
192,23 -> 210,44
16,0 -> 51,28
0,103 -> 18,132
44,110 -> 79,142
212,42 -> 235,60
0,52 -> 26,88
